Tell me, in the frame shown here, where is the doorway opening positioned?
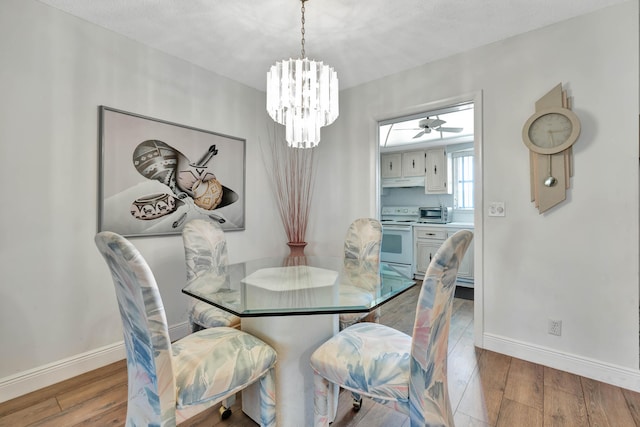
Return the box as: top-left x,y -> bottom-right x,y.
375,91 -> 483,347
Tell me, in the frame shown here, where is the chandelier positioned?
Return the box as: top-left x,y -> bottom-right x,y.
266,0 -> 339,149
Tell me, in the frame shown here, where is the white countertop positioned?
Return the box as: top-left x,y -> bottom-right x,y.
413,222 -> 474,228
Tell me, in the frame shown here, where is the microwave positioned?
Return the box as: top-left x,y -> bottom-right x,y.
418,206 -> 452,224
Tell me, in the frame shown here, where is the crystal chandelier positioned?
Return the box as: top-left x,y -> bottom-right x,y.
266,0 -> 339,149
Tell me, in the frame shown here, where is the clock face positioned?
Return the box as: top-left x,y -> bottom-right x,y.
522,107 -> 581,154
528,113 -> 572,148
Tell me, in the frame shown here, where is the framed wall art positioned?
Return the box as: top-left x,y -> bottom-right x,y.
98,106 -> 245,237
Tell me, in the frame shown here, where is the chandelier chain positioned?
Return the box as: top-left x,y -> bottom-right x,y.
300,0 -> 306,58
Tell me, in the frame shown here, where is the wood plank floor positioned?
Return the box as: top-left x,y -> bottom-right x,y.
2,284 -> 640,426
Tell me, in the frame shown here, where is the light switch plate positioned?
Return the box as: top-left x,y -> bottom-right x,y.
489,202 -> 505,217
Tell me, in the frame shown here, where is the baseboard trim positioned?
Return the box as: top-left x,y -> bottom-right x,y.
0,321 -> 190,403
0,342 -> 125,403
484,333 -> 640,392
169,320 -> 190,342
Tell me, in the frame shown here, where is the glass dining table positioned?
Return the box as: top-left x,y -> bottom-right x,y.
182,255 -> 416,427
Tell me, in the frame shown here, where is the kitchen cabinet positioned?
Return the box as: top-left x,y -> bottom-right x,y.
381,151 -> 426,187
414,227 -> 447,276
401,151 -> 426,177
425,148 -> 451,194
381,153 -> 402,178
414,225 -> 474,286
447,228 -> 474,285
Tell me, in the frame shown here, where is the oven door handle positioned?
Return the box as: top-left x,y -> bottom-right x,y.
383,226 -> 412,231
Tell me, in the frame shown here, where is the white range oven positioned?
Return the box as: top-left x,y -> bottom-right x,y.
380,206 -> 419,278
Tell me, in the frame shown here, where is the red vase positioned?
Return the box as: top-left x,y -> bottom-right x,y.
287,242 -> 307,257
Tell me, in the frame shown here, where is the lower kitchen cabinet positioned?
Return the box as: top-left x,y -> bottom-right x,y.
447,229 -> 474,285
414,225 -> 474,286
414,227 -> 446,276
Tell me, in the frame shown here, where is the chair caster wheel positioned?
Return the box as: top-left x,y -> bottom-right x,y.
352,397 -> 362,411
219,406 -> 232,420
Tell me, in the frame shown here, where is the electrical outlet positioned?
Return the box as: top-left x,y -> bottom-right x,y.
548,319 -> 562,336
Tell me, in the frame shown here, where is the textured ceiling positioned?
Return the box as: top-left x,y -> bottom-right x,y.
37,0 -> 626,91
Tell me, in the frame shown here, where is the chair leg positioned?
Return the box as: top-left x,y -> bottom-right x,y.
219,403 -> 232,419
259,367 -> 277,427
313,372 -> 331,427
219,395 -> 235,419
351,391 -> 362,411
224,394 -> 236,407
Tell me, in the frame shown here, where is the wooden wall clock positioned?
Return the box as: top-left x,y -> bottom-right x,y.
522,84 -> 581,213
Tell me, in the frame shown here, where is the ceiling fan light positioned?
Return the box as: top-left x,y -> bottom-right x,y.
419,117 -> 445,129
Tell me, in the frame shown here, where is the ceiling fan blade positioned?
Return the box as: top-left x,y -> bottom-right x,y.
393,127 -> 422,131
436,126 -> 464,133
413,131 -> 426,139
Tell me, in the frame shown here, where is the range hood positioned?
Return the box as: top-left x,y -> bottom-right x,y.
382,176 -> 425,188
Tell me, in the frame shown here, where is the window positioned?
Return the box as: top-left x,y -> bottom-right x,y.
453,151 -> 474,209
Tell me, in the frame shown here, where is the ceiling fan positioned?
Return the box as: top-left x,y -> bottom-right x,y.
395,117 -> 464,139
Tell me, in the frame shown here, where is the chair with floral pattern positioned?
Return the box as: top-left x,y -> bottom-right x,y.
339,217 -> 383,330
182,219 -> 241,332
311,230 -> 473,427
95,231 -> 277,427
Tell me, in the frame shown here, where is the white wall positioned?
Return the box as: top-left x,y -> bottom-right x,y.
1,0 -> 638,402
314,1 -> 639,389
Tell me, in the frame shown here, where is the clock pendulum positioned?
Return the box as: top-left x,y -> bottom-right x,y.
522,84 -> 581,213
544,153 -> 556,187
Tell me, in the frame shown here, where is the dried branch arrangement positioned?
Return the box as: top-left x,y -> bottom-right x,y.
262,124 -> 317,244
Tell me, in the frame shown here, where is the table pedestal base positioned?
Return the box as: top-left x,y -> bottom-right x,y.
241,314 -> 339,427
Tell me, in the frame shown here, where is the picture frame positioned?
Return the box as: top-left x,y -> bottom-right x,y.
98,106 -> 245,237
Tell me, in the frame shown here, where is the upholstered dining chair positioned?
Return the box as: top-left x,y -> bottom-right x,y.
95,231 -> 277,427
311,230 -> 473,427
182,219 -> 241,332
339,217 -> 383,330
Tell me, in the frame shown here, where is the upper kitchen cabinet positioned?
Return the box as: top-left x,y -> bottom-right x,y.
402,151 -> 426,177
381,153 -> 402,178
381,151 -> 426,187
425,147 -> 452,194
